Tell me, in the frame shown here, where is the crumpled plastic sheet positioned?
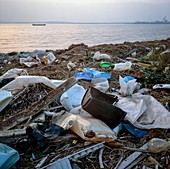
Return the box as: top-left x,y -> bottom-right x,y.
60,84 -> 86,111
0,143 -> 20,169
1,76 -> 57,92
115,93 -> 170,129
119,76 -> 138,96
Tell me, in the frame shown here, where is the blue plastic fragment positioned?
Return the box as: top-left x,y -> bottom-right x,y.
123,76 -> 135,83
74,72 -> 94,80
122,122 -> 148,138
74,67 -> 111,80
0,143 -> 20,169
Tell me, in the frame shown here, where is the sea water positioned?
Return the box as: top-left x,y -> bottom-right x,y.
0,23 -> 170,53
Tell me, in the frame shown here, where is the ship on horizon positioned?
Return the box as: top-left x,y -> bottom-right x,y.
32,23 -> 46,26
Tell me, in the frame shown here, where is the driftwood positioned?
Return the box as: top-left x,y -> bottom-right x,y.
117,143 -> 148,169
0,77 -> 77,131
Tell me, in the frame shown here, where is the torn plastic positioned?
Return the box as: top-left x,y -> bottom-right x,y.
60,84 -> 86,111
74,67 -> 111,80
119,76 -> 138,96
0,143 -> 20,169
70,115 -> 116,142
91,78 -> 109,93
0,68 -> 27,83
115,94 -> 170,129
41,52 -> 56,65
93,51 -> 111,61
52,111 -> 77,130
153,84 -> 170,89
0,89 -> 13,112
113,62 -> 132,71
82,87 -> 126,129
1,76 -> 57,92
20,56 -> 41,67
26,123 -> 65,147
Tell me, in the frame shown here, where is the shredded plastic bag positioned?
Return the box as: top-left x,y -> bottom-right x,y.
116,94 -> 170,129
93,51 -> 111,61
2,76 -> 57,92
119,76 -> 137,96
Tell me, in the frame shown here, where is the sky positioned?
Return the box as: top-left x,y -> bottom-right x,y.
0,0 -> 170,23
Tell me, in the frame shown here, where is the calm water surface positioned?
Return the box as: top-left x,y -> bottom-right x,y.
0,24 -> 170,53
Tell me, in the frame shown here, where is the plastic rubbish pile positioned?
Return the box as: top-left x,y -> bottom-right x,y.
0,40 -> 170,169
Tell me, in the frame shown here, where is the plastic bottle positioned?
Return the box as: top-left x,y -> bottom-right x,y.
147,138 -> 170,153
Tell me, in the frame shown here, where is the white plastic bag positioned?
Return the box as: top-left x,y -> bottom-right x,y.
91,78 -> 109,93
93,51 -> 111,61
60,84 -> 86,111
2,76 -> 57,92
119,76 -> 137,96
0,68 -> 27,82
114,62 -> 132,71
116,94 -> 170,129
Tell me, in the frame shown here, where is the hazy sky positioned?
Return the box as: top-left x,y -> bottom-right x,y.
0,0 -> 170,22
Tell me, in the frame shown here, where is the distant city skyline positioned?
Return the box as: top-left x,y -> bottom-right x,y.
0,0 -> 170,23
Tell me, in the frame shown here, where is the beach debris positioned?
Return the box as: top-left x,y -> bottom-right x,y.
0,143 -> 20,169
82,87 -> 126,129
122,122 -> 148,138
116,94 -> 170,129
20,55 -> 41,67
60,84 -> 86,111
0,77 -> 77,130
1,75 -> 57,92
0,89 -> 13,112
119,76 -> 139,96
42,142 -> 104,169
52,111 -> 77,130
147,156 -> 163,168
113,61 -> 132,71
67,61 -> 76,70
123,48 -> 138,58
91,78 -> 109,93
0,68 -> 27,87
0,39 -> 170,169
74,67 -> 111,80
41,52 -> 56,65
99,61 -> 115,68
35,155 -> 50,168
153,84 -> 170,89
117,143 -> 148,169
147,138 -> 170,153
70,115 -> 116,142
93,51 -> 111,61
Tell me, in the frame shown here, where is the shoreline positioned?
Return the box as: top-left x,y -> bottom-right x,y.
1,37 -> 170,56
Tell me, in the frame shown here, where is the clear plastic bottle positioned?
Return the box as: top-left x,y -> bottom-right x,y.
147,138 -> 170,153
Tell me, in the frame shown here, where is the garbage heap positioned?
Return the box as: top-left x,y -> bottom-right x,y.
0,38 -> 170,169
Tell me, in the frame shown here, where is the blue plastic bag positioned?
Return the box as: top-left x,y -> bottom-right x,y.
0,143 -> 20,169
74,67 -> 111,80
